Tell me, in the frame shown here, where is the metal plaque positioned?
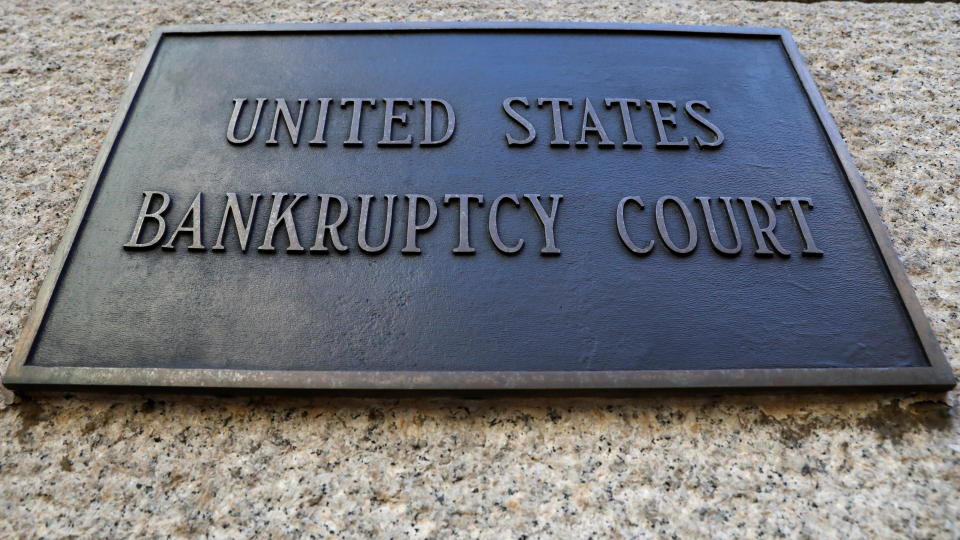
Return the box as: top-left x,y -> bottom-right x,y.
5,23 -> 955,392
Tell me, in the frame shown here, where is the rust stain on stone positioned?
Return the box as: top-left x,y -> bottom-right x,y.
14,397 -> 43,444
857,399 -> 954,442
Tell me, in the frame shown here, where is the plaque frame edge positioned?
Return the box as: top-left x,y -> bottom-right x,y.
3,22 -> 955,393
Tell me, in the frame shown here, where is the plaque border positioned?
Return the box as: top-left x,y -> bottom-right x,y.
4,22 -> 955,392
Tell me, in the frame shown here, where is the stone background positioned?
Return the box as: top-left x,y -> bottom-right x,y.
1,1 -> 958,537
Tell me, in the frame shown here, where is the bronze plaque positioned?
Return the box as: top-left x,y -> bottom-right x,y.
4,23 -> 954,392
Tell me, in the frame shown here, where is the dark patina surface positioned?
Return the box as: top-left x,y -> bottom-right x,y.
4,23 -> 954,391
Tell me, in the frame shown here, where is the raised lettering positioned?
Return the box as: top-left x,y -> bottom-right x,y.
258,193 -> 307,253
656,196 -> 697,254
123,191 -> 171,249
266,98 -> 308,146
308,98 -> 333,146
524,194 -> 562,255
537,98 -> 573,147
421,98 -> 456,146
357,194 -> 396,253
402,194 -> 438,254
213,193 -> 261,252
685,100 -> 724,149
489,194 -> 524,254
443,194 -> 484,254
379,98 -> 415,147
576,98 -> 615,148
311,195 -> 349,253
226,98 -> 266,145
162,192 -> 205,251
616,196 -> 653,255
775,197 -> 823,256
740,197 -> 790,257
694,196 -> 741,255
341,98 -> 377,146
503,97 -> 536,146
646,100 -> 689,149
604,98 -> 643,148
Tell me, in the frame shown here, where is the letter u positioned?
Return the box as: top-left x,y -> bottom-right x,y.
357,195 -> 397,253
227,98 -> 267,144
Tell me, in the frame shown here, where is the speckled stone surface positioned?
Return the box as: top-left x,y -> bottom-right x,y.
1,1 -> 958,537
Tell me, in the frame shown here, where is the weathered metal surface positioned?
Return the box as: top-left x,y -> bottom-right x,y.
4,23 -> 954,392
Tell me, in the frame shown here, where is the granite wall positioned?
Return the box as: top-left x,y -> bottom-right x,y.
1,1 -> 958,537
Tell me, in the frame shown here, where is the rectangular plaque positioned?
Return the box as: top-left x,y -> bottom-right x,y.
5,23 -> 955,392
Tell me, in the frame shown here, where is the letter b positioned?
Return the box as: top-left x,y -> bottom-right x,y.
123,191 -> 171,249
